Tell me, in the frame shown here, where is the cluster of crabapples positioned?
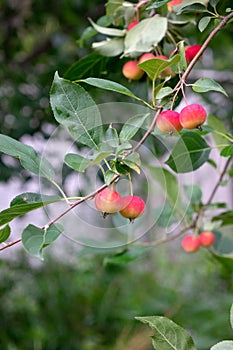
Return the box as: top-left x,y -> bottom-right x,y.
156,103 -> 207,134
181,231 -> 216,253
122,20 -> 201,81
94,188 -> 145,222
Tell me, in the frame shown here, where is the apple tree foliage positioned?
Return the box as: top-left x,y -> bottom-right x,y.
0,0 -> 233,348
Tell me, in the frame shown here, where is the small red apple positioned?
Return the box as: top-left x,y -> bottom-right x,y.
179,103 -> 207,130
156,110 -> 182,134
199,231 -> 215,247
181,235 -> 201,252
122,61 -> 144,80
167,0 -> 183,11
95,188 -> 123,215
120,195 -> 145,222
127,20 -> 139,31
185,44 -> 202,63
154,55 -> 175,78
138,52 -> 156,64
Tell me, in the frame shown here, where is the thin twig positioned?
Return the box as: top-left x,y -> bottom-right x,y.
139,223 -> 195,247
205,156 -> 232,206
173,11 -> 233,96
0,239 -> 22,252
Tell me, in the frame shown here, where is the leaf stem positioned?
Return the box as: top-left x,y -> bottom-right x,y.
50,179 -> 71,206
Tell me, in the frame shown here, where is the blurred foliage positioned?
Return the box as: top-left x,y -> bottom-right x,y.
0,246 -> 232,350
0,0 -> 233,181
0,0 -> 105,181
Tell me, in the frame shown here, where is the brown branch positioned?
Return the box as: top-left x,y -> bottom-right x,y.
0,239 -> 22,252
125,109 -> 161,156
173,11 -> 233,98
139,223 -> 195,247
205,156 -> 232,206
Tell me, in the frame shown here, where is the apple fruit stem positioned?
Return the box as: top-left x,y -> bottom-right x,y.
181,84 -> 189,106
128,172 -> 134,196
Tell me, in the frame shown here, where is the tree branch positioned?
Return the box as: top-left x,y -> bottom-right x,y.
1,12 -> 233,253
205,156 -> 232,206
173,11 -> 233,98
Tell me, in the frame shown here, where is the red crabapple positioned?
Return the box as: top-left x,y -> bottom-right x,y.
179,104 -> 207,130
122,61 -> 144,80
167,0 -> 183,11
154,55 -> 176,78
185,44 -> 202,63
127,20 -> 139,31
95,188 -> 123,215
199,231 -> 216,247
138,52 -> 156,64
156,110 -> 182,134
181,235 -> 201,252
120,195 -> 145,222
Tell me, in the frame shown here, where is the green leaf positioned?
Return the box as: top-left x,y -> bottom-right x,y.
65,151 -> 112,172
124,16 -> 167,56
184,184 -> 202,206
153,202 -> 178,228
135,316 -> 197,350
0,225 -> 11,243
138,55 -> 180,81
88,151 -> 113,165
208,115 -> 229,151
177,3 -> 208,14
22,224 -> 63,259
50,72 -> 103,149
64,53 -> 111,80
172,0 -> 209,13
220,145 -> 233,157
212,253 -> 233,271
0,134 -> 55,180
146,0 -> 170,10
210,341 -> 233,350
124,152 -> 141,167
80,77 -> 141,101
105,126 -> 119,148
77,27 -> 97,47
92,38 -> 124,57
156,87 -> 174,100
105,0 -> 124,17
209,0 -> 220,7
115,159 -> 131,174
213,231 -> 233,255
177,41 -> 187,71
165,132 -> 211,173
231,304 -> 233,330
198,16 -> 211,32
64,154 -> 90,172
10,193 -> 60,207
88,17 -> 125,37
104,246 -> 151,266
115,142 -> 132,156
148,167 -> 181,209
192,78 -> 228,96
104,169 -> 117,185
212,211 -> 233,226
0,193 -> 61,227
119,113 -> 150,141
122,159 -> 140,174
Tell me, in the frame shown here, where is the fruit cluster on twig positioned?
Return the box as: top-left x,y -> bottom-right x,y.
95,188 -> 145,222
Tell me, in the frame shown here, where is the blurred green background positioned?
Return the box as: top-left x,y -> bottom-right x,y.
0,0 -> 232,349
0,246 -> 232,350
